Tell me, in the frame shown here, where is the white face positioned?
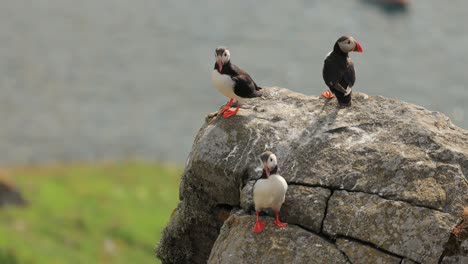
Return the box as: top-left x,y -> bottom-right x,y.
266,153 -> 277,171
218,49 -> 230,64
338,38 -> 356,53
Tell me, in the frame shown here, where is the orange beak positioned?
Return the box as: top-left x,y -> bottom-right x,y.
216,56 -> 223,72
263,163 -> 270,178
354,40 -> 363,52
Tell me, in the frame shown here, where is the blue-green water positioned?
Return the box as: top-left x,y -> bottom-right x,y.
0,0 -> 466,165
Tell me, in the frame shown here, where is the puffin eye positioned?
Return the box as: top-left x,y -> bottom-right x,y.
348,40 -> 351,44
224,53 -> 227,57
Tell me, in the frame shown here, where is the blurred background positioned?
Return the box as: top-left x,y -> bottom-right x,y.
0,0 -> 466,263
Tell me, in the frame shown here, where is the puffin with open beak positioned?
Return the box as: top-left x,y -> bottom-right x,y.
211,47 -> 263,118
252,151 -> 288,233
322,35 -> 363,107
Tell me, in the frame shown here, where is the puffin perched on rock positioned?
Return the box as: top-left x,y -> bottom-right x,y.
211,47 -> 263,118
322,36 -> 363,107
252,151 -> 288,233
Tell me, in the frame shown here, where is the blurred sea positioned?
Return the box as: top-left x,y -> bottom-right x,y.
0,0 -> 467,165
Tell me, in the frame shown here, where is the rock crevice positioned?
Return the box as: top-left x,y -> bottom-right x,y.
287,181 -> 444,212
320,189 -> 333,233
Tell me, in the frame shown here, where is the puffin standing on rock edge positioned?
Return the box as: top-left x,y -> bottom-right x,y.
211,47 -> 263,118
322,36 -> 363,107
252,151 -> 288,234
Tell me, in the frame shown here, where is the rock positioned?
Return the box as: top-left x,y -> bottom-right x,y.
440,255 -> 468,264
336,238 -> 401,264
278,185 -> 330,233
156,87 -> 468,264
401,259 -> 418,264
0,181 -> 26,207
462,239 -> 468,253
156,200 -> 225,264
240,180 -> 255,211
323,190 -> 459,263
207,214 -> 348,264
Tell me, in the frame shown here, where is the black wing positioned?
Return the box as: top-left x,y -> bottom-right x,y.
343,60 -> 356,88
232,75 -> 262,98
231,63 -> 250,76
231,64 -> 262,91
322,56 -> 345,89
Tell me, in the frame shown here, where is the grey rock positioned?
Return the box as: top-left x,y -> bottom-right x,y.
336,238 -> 401,264
157,87 -> 468,264
278,185 -> 330,233
323,190 -> 459,264
240,180 -> 255,211
156,200 -> 224,264
462,239 -> 468,253
208,214 -> 348,264
401,259 -> 418,264
440,256 -> 468,264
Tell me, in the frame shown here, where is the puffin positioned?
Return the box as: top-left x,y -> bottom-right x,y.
211,47 -> 262,118
322,36 -> 363,107
252,151 -> 288,234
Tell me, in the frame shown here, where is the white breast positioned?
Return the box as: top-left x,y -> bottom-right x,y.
211,70 -> 237,99
253,174 -> 288,212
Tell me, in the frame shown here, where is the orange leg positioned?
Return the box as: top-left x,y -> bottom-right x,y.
321,90 -> 335,99
253,212 -> 266,233
219,98 -> 234,114
274,211 -> 287,228
222,104 -> 240,118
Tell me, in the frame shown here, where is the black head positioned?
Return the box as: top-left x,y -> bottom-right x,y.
333,35 -> 363,54
260,151 -> 278,178
214,47 -> 231,72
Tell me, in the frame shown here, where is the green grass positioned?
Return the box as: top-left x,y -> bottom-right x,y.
0,161 -> 182,264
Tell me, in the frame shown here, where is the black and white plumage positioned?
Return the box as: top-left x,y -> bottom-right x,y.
252,151 -> 288,233
211,47 -> 262,118
322,36 -> 363,107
